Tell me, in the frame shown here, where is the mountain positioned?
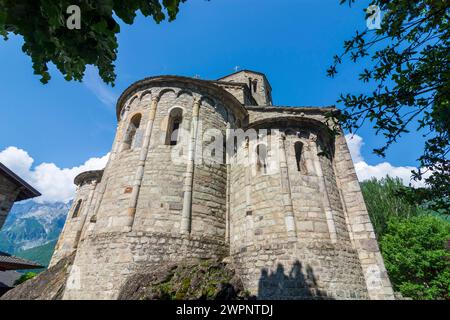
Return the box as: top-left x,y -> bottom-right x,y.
15,240 -> 58,272
0,201 -> 70,255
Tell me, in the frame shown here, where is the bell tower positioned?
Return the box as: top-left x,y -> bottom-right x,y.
218,70 -> 273,106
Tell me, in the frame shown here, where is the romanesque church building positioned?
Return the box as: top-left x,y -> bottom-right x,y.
51,70 -> 394,300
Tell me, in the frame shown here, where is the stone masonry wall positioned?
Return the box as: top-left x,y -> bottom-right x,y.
219,71 -> 272,106
0,175 -> 20,229
228,122 -> 369,299
232,240 -> 368,299
63,232 -> 228,299
333,133 -> 395,299
61,79 -> 244,299
51,178 -> 99,266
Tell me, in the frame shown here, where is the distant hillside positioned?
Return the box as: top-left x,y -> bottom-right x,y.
0,201 -> 70,255
15,240 -> 58,273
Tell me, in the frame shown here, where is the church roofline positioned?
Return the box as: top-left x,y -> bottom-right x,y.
247,116 -> 337,141
116,75 -> 248,121
246,105 -> 339,114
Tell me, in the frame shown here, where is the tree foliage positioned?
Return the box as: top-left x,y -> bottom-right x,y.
380,215 -> 450,300
329,0 -> 450,212
0,0 -> 186,85
361,177 -> 449,299
360,176 -> 423,237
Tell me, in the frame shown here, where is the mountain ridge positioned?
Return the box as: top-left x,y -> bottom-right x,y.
0,200 -> 70,256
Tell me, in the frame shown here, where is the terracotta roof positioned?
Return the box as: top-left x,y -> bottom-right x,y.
0,163 -> 41,201
0,252 -> 43,271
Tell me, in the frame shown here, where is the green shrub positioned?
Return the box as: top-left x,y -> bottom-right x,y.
14,272 -> 37,286
361,176 -> 424,238
380,215 -> 450,300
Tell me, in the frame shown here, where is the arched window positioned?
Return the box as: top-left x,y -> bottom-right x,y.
294,141 -> 304,172
166,108 -> 183,146
256,144 -> 268,174
123,113 -> 142,151
72,199 -> 82,218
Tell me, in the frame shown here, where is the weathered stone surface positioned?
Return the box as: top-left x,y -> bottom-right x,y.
118,259 -> 247,300
0,174 -> 21,229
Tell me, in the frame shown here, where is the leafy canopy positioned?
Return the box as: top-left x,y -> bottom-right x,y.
360,176 -> 425,237
361,177 -> 449,299
380,215 -> 450,300
0,0 -> 186,85
328,0 -> 450,213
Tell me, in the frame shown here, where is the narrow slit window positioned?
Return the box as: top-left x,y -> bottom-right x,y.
256,144 -> 268,174
72,199 -> 82,218
170,120 -> 180,145
294,141 -> 304,172
166,108 -> 183,146
123,113 -> 141,151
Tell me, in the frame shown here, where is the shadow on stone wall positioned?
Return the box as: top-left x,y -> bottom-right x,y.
257,260 -> 332,299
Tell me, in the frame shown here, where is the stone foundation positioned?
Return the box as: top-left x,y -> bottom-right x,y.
63,231 -> 228,299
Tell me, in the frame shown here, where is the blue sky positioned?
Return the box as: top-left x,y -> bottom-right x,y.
0,0 -> 428,202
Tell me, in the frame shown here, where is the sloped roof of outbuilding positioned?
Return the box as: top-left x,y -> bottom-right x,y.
0,163 -> 41,201
0,252 -> 43,271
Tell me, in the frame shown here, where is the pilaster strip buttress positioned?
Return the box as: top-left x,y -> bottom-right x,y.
310,133 -> 338,243
278,133 -> 297,238
127,96 -> 160,230
244,137 -> 253,245
180,97 -> 201,234
225,122 -> 231,244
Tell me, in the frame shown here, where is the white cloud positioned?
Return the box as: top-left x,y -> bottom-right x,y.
83,66 -> 118,107
0,146 -> 109,203
0,147 -> 34,181
345,134 -> 429,187
345,134 -> 364,163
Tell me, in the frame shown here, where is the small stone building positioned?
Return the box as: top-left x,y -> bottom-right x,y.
0,162 -> 42,294
51,70 -> 394,300
0,162 -> 41,229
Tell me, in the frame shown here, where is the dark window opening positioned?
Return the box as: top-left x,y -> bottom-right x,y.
170,120 -> 180,145
166,108 -> 183,146
256,144 -> 268,174
294,141 -> 304,172
123,113 -> 142,151
72,199 -> 82,218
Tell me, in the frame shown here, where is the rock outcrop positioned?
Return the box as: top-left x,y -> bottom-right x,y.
1,252 -> 75,300
1,257 -> 247,300
118,259 -> 248,300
